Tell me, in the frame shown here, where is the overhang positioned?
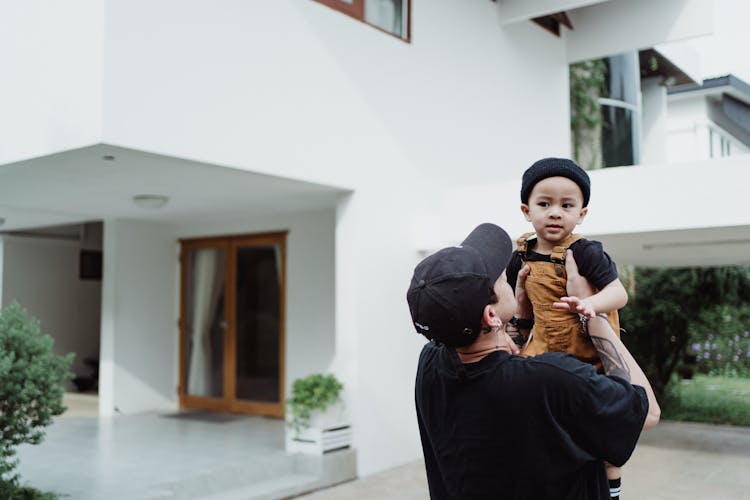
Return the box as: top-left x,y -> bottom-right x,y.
0,145 -> 349,232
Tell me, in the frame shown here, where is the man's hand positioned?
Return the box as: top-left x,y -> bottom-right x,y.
553,250 -> 597,317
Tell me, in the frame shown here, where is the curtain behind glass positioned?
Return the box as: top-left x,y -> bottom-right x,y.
186,248 -> 225,397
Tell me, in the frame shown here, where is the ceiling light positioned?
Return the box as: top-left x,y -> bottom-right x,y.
132,194 -> 169,209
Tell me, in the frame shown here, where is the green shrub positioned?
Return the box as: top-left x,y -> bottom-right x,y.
0,302 -> 74,495
688,304 -> 750,378
286,373 -> 343,436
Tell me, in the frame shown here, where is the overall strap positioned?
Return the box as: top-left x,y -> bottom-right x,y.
550,233 -> 583,277
516,232 -> 536,262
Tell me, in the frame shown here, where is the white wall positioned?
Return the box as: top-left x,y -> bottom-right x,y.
0,0 -> 103,164
100,219 -> 178,415
100,0 -> 570,188
582,157 -> 750,234
337,187 -> 430,474
414,155 -> 750,251
641,77 -> 669,164
667,94 -> 750,162
0,236 -> 101,384
566,0 -> 713,63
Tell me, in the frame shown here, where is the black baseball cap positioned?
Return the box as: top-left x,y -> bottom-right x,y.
406,223 -> 513,347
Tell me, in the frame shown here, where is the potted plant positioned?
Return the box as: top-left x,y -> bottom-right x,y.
285,373 -> 351,454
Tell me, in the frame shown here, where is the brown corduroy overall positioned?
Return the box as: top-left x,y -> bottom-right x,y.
517,233 -> 620,371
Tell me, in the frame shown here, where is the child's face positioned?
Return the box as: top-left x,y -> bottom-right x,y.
520,176 -> 588,250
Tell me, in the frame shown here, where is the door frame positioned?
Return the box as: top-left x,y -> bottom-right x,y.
178,231 -> 287,417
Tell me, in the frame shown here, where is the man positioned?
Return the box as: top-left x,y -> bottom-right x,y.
406,223 -> 659,499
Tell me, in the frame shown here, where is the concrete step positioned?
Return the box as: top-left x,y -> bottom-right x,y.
147,448 -> 357,500
196,473 -> 320,500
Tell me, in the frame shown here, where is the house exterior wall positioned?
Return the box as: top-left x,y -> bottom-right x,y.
0,0 -> 103,165
100,219 -> 178,415
566,0 -> 713,63
668,95 -> 750,162
0,236 -> 101,383
99,0 -> 570,188
415,155 -> 750,267
578,157 -> 750,235
641,77 -> 669,165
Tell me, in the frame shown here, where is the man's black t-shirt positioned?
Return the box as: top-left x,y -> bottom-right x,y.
506,238 -> 618,293
415,343 -> 648,499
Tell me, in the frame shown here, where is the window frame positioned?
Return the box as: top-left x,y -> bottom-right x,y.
312,0 -> 411,42
315,0 -> 365,20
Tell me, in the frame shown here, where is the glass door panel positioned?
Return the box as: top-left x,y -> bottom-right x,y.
183,246 -> 226,399
234,244 -> 282,403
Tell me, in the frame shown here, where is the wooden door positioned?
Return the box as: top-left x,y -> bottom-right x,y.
179,232 -> 286,417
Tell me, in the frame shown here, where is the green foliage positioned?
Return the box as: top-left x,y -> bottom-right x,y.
569,58 -> 607,168
620,266 -> 750,400
688,304 -> 750,377
0,481 -> 58,500
663,375 -> 750,426
0,302 -> 73,494
286,373 -> 343,435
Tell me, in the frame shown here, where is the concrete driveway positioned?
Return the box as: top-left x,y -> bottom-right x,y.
301,421 -> 750,500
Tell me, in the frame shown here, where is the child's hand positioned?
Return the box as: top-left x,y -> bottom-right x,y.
574,298 -> 596,318
514,264 -> 532,318
553,296 -> 596,317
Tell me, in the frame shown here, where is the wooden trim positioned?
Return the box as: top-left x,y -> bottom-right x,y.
314,0 -> 365,20
178,230 -> 288,246
224,240 -> 236,409
531,11 -> 573,38
178,248 -> 186,397
406,0 -> 411,42
180,395 -> 228,412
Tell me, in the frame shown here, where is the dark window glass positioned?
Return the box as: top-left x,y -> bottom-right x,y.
235,245 -> 281,403
601,105 -> 635,167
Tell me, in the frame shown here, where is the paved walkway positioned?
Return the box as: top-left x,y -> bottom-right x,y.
301,421 -> 750,500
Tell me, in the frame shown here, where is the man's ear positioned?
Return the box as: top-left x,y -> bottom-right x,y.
520,204 -> 531,221
483,304 -> 498,328
576,206 -> 589,225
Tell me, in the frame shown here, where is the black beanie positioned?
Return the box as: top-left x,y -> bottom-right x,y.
520,158 -> 591,207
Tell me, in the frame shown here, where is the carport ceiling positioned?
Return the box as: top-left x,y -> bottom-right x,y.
595,225 -> 750,268
0,144 -> 348,231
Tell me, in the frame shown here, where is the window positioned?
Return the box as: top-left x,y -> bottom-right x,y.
599,52 -> 641,167
313,0 -> 411,41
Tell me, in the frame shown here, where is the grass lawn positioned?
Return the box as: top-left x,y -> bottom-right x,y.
664,375 -> 750,426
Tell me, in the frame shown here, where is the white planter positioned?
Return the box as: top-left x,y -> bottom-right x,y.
286,401 -> 352,455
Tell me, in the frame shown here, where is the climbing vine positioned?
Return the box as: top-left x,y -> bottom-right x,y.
569,59 -> 607,170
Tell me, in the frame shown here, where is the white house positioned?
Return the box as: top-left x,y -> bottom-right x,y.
1,0 -> 748,479
667,74 -> 750,162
